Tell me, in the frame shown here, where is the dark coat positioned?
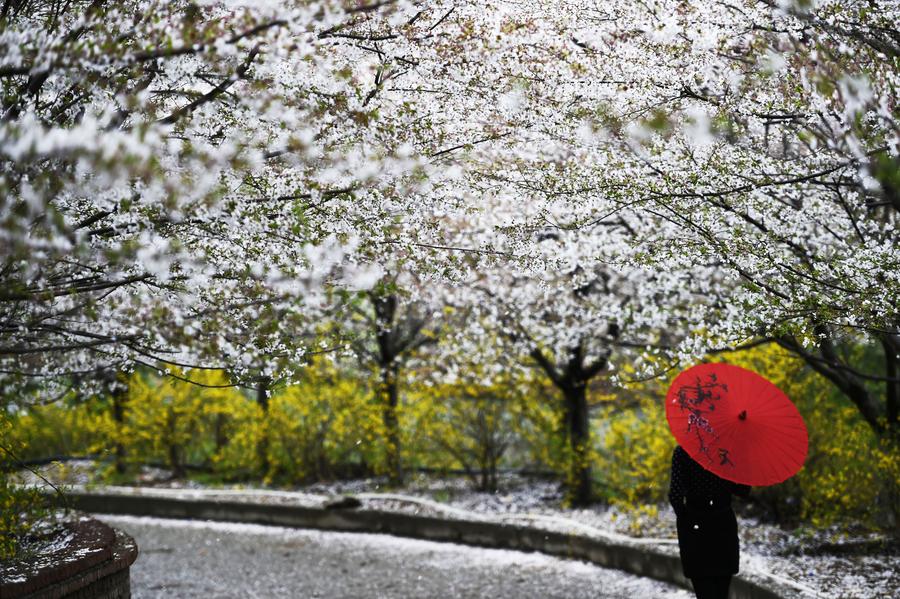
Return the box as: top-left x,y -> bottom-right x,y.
668,445 -> 750,578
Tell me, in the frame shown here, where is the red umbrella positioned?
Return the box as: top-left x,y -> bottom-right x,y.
665,362 -> 808,487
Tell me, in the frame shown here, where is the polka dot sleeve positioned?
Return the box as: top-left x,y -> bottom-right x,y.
669,445 -> 750,517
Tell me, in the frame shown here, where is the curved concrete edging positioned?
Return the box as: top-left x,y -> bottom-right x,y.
59,490 -> 792,599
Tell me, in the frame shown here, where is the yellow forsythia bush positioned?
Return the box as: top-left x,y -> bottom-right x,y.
265,360 -> 385,483
506,376 -> 568,473
597,342 -> 899,531
798,400 -> 900,529
117,369 -> 235,476
7,363 -> 391,484
6,342 -> 896,532
6,398 -> 105,461
0,410 -> 48,559
721,343 -> 899,529
404,372 -> 524,491
400,381 -> 458,474
598,395 -> 675,509
203,383 -> 262,479
504,371 -> 615,503
592,356 -> 672,512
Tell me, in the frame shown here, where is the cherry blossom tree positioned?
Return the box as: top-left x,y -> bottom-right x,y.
565,0 -> 900,440
0,0 -> 416,400
4,0 -> 897,452
346,0 -> 899,441
348,285 -> 437,483
452,220 -> 717,504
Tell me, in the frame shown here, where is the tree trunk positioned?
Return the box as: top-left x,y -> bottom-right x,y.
381,362 -> 402,484
562,381 -> 592,506
168,444 -> 185,479
166,408 -> 185,478
214,413 -> 228,454
881,334 -> 900,441
528,341 -> 605,506
111,385 -> 127,475
778,331 -> 886,437
373,293 -> 404,485
256,376 -> 271,475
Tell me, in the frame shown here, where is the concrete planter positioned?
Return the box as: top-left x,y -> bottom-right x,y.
1,517 -> 138,599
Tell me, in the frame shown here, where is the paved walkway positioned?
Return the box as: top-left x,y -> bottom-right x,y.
99,514 -> 693,599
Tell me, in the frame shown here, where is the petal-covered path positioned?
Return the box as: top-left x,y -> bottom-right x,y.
99,515 -> 693,599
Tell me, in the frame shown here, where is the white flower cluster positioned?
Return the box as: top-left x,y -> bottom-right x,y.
2,1 -> 897,416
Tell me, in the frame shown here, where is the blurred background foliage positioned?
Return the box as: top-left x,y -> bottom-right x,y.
4,341 -> 898,550
1,410 -> 51,559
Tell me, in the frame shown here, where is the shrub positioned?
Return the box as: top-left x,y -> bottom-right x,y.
598,395 -> 675,509
266,360 -> 384,483
405,374 -> 522,492
115,369 -> 243,477
506,373 -> 608,503
718,342 -> 899,530
206,393 -> 263,479
7,341 -> 896,532
798,400 -> 900,530
6,398 -> 105,461
0,410 -> 49,559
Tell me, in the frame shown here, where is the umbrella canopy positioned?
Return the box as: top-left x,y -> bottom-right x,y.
665,363 -> 808,487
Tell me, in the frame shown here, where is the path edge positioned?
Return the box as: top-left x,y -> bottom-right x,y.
55,490 -> 794,599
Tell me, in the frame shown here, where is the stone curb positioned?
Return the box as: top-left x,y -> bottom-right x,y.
57,490 -> 793,599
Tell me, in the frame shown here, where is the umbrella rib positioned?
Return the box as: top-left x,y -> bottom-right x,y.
774,448 -> 795,483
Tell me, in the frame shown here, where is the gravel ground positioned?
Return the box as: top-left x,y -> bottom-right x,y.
98,514 -> 693,599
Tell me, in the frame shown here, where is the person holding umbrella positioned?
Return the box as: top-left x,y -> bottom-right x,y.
668,444 -> 750,598
665,363 -> 808,599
